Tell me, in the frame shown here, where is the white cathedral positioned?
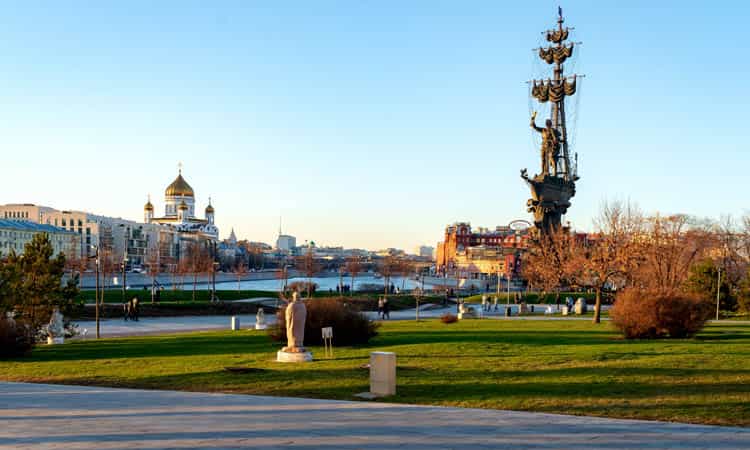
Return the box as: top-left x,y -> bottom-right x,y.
144,168 -> 219,240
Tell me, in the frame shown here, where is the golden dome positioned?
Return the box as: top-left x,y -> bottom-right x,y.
178,200 -> 188,210
165,172 -> 194,197
205,204 -> 214,214
144,201 -> 154,211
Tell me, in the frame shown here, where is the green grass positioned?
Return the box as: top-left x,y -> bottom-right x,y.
1,320 -> 748,426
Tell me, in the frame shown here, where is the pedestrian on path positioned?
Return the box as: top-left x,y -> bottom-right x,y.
377,297 -> 384,319
382,298 -> 390,320
130,297 -> 140,322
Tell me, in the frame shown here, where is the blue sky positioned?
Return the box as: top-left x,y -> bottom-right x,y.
1,1 -> 748,250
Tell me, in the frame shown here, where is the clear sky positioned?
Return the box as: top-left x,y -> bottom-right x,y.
1,1 -> 748,251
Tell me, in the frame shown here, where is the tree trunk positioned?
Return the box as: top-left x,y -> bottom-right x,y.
593,286 -> 602,324
192,272 -> 197,301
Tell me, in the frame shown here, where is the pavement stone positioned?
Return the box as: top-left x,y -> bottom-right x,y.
0,382 -> 747,449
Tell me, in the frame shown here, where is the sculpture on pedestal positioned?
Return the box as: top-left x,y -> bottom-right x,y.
276,292 -> 313,362
255,308 -> 267,330
47,307 -> 65,345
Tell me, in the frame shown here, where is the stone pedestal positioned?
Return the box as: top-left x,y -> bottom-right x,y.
562,306 -> 570,316
276,350 -> 313,363
575,298 -> 587,315
370,351 -> 396,397
231,316 -> 240,331
255,323 -> 267,330
47,337 -> 64,345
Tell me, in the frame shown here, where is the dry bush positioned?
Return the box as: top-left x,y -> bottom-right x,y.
270,298 -> 379,346
0,317 -> 33,358
440,313 -> 458,324
611,290 -> 712,339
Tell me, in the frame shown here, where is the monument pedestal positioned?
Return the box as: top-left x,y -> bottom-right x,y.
276,350 -> 312,363
47,337 -> 64,345
255,323 -> 267,330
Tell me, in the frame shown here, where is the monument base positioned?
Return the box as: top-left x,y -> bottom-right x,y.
276,350 -> 313,363
255,324 -> 267,330
47,337 -> 64,345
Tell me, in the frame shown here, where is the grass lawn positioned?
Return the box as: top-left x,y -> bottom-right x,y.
1,319 -> 748,427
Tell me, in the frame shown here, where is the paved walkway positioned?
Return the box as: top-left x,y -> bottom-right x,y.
73,314 -> 274,338
72,305 -> 604,338
0,382 -> 747,449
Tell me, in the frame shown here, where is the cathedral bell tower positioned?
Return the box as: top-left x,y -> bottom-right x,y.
205,197 -> 215,225
144,196 -> 154,223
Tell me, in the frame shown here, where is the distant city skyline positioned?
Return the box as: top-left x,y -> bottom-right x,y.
1,2 -> 748,250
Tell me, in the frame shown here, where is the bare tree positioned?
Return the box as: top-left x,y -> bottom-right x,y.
296,247 -> 320,298
522,226 -> 580,303
233,260 -> 248,292
377,255 -> 400,295
634,214 -> 712,294
146,250 -> 160,304
345,256 -> 362,296
581,201 -> 644,323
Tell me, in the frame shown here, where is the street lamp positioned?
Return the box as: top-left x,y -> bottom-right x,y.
121,255 -> 129,303
87,244 -> 101,339
212,261 -> 219,302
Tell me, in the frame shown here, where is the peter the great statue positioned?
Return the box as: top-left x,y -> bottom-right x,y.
520,8 -> 581,234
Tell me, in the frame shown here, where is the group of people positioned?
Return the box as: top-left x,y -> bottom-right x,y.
123,297 -> 140,322
480,295 -> 500,312
377,297 -> 390,320
334,284 -> 352,294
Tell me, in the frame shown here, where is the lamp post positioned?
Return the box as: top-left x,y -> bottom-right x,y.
716,266 -> 722,321
121,255 -> 129,303
88,245 -> 101,339
506,268 -> 511,307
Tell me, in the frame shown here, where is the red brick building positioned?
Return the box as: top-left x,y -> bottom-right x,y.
436,222 -> 530,278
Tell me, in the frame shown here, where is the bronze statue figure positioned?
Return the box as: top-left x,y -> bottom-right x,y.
530,111 -> 560,176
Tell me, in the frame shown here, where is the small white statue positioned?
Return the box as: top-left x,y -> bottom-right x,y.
47,307 -> 65,344
255,308 -> 267,330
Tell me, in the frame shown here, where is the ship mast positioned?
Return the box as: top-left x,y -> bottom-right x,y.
531,7 -> 579,181
552,9 -> 568,179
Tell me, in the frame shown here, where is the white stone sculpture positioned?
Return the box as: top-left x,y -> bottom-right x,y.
47,307 -> 65,345
255,308 -> 267,330
277,292 -> 312,362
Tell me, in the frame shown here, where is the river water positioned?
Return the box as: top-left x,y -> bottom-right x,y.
214,275 -> 432,293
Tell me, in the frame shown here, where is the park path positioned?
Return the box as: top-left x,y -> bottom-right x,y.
72,304 -> 604,338
0,382 -> 747,449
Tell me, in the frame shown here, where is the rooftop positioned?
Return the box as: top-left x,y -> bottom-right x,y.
0,219 -> 75,234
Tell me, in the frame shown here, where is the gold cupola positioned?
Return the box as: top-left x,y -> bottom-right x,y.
165,170 -> 194,198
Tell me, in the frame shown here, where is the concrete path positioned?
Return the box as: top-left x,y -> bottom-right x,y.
71,304 -> 603,338
0,382 -> 747,449
73,314 -> 275,338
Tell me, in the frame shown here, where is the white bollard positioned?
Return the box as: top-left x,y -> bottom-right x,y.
231,316 -> 240,331
370,351 -> 396,397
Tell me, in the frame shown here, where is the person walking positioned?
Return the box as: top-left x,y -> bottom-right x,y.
382,298 -> 390,320
123,301 -> 131,321
131,297 -> 140,322
377,297 -> 384,319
